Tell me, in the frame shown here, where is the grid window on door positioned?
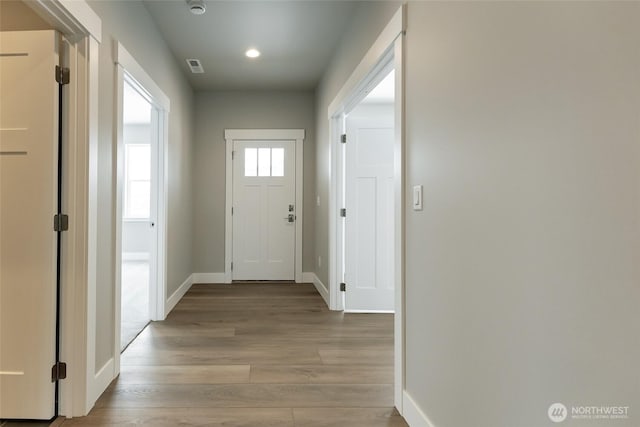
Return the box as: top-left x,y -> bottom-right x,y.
244,147 -> 285,177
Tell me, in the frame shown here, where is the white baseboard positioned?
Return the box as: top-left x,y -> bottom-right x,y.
165,274 -> 193,317
89,358 -> 114,410
345,309 -> 395,314
303,271 -> 329,307
192,272 -> 226,284
403,390 -> 435,427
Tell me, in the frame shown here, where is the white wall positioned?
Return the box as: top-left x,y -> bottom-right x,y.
86,0 -> 194,372
404,2 -> 640,426
192,91 -> 316,275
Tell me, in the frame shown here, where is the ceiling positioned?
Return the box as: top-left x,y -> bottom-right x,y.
142,0 -> 360,91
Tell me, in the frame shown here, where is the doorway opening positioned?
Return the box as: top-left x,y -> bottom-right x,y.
119,79 -> 157,350
343,68 -> 396,313
114,41 -> 169,364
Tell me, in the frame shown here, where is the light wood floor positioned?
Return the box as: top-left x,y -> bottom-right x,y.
61,283 -> 407,426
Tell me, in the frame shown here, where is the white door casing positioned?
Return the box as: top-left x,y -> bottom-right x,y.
232,140 -> 296,280
224,129 -> 304,283
0,30 -> 59,420
344,106 -> 395,312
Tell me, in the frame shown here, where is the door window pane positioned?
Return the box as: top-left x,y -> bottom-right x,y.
271,148 -> 284,177
244,147 -> 286,177
245,148 -> 257,176
258,148 -> 271,177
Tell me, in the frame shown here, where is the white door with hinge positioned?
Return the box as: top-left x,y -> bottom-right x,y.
0,30 -> 60,419
232,140 -> 296,280
344,105 -> 395,312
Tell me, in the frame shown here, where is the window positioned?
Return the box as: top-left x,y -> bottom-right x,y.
244,147 -> 285,177
124,144 -> 151,218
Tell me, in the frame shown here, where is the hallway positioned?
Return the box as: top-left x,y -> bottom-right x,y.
62,283 -> 406,426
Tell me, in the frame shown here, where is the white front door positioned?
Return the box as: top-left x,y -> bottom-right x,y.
0,30 -> 60,419
232,140 -> 296,280
344,105 -> 395,311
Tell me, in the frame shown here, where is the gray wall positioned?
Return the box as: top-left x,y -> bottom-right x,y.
87,0 -> 194,371
403,2 -> 640,426
192,91 -> 316,275
314,1 -> 401,286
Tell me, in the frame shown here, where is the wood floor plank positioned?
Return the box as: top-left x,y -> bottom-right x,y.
95,383 -> 394,408
60,408 -> 294,426
120,347 -> 323,366
142,323 -> 237,338
318,348 -> 394,365
117,365 -> 250,384
293,407 -> 407,427
61,282 -> 406,426
250,364 -> 393,384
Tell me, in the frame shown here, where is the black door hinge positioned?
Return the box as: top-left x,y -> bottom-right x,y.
51,362 -> 67,382
341,134 -> 347,144
55,66 -> 70,85
340,282 -> 346,292
340,208 -> 346,218
53,214 -> 69,231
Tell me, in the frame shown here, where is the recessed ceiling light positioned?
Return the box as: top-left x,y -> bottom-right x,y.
186,0 -> 206,15
245,48 -> 261,58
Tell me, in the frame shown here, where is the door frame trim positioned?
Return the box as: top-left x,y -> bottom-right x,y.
224,129 -> 305,284
326,4 -> 406,413
26,0 -> 102,417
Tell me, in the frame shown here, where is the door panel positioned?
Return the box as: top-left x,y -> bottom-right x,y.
345,105 -> 395,312
233,141 -> 296,280
0,30 -> 60,420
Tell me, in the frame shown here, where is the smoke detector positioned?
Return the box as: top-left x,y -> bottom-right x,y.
187,0 -> 206,15
186,58 -> 204,73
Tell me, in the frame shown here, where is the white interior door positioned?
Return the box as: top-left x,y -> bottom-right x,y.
344,105 -> 395,311
0,30 -> 60,419
232,140 -> 296,280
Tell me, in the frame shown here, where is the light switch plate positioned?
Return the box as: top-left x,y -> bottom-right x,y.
413,185 -> 423,211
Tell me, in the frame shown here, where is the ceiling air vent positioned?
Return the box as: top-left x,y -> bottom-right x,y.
186,58 -> 204,74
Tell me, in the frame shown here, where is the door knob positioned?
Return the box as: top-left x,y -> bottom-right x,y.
283,214 -> 295,223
